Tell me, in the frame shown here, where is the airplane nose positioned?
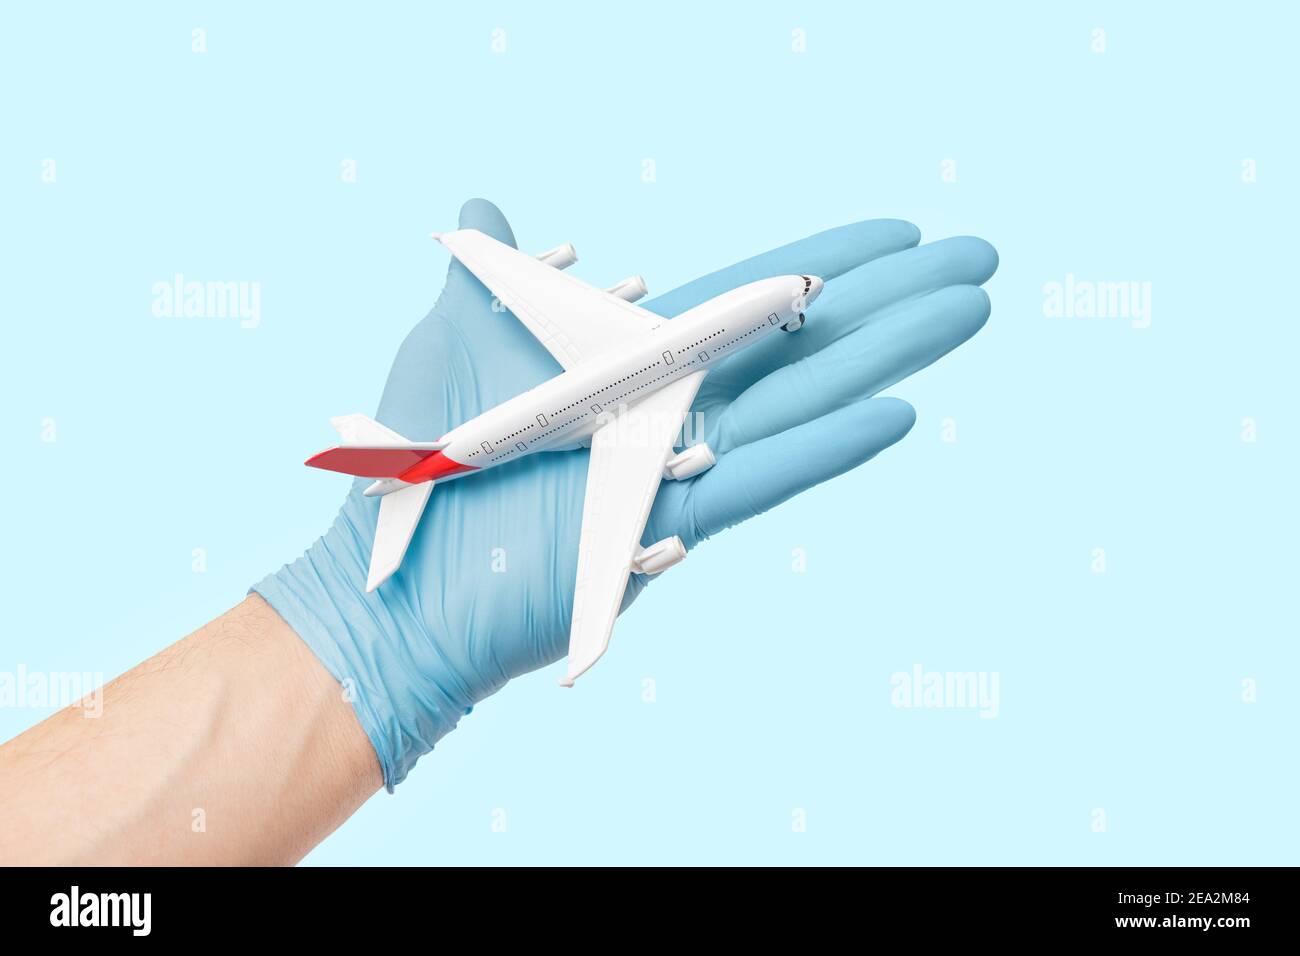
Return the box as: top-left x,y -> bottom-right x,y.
800,275 -> 824,305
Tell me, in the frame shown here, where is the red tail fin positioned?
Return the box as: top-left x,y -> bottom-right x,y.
305,446 -> 439,478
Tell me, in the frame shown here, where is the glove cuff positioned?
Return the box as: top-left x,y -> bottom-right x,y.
252,521 -> 471,791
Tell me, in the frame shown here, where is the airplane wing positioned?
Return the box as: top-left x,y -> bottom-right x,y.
562,369 -> 707,686
433,228 -> 661,369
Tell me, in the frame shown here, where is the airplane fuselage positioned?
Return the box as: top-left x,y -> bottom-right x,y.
407,275 -> 818,483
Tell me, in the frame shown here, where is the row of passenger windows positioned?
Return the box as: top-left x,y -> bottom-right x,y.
479,322 -> 764,457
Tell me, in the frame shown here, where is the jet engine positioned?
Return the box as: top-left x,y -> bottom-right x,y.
605,275 -> 649,302
663,443 -> 716,480
631,536 -> 687,575
535,243 -> 578,270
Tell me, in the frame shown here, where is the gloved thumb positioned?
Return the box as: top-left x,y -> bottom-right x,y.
457,198 -> 516,247
439,198 -> 517,304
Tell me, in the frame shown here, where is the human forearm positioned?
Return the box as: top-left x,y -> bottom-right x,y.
0,595 -> 380,865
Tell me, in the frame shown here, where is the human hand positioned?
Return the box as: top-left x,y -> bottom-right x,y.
255,199 -> 997,788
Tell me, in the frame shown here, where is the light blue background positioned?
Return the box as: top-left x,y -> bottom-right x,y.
2,3 -> 1295,865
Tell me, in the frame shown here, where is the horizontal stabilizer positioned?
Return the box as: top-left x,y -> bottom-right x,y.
329,413 -> 447,449
367,481 -> 435,591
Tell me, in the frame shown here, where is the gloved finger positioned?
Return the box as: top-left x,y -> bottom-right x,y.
643,219 -> 922,319
649,396 -> 917,549
710,285 -> 990,453
706,237 -> 998,399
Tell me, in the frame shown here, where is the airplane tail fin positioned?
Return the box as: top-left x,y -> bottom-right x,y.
366,481 -> 435,591
305,445 -> 442,478
305,413 -> 448,477
304,414 -> 446,591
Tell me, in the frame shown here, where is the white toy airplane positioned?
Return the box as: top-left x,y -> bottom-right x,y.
306,228 -> 822,685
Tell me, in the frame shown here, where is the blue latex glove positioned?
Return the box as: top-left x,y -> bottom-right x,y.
255,199 -> 997,789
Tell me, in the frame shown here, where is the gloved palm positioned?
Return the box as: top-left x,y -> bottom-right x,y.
256,199 -> 997,788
